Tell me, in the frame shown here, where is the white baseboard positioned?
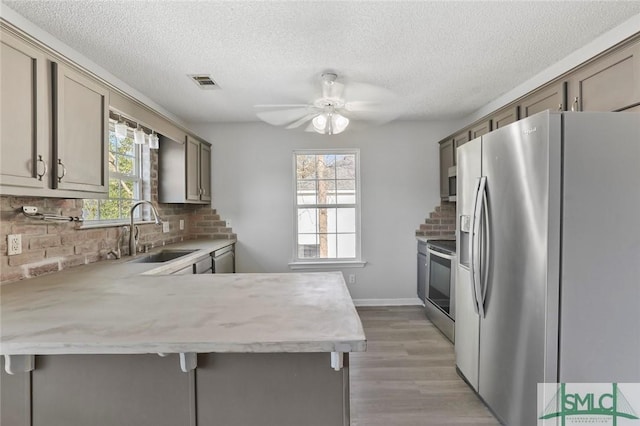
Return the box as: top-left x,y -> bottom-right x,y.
353,298 -> 424,307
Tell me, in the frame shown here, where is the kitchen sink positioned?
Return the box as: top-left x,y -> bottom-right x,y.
128,250 -> 197,263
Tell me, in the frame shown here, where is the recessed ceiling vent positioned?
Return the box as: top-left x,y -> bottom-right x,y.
188,74 -> 219,90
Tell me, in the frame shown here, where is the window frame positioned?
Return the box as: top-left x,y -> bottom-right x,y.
81,122 -> 145,226
289,149 -> 365,269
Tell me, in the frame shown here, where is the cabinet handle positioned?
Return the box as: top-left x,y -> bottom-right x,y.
557,103 -> 563,111
57,159 -> 67,183
36,155 -> 47,181
199,188 -> 203,195
571,97 -> 579,112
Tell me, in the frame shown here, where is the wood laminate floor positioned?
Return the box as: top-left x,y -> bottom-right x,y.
350,306 -> 499,426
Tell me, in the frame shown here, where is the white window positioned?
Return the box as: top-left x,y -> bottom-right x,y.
292,150 -> 363,266
83,124 -> 143,223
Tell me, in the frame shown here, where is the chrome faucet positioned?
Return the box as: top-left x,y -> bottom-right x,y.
129,201 -> 162,256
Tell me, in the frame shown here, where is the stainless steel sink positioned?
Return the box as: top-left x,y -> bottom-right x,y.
128,250 -> 197,263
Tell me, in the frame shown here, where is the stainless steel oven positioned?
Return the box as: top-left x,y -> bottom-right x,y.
425,240 -> 456,342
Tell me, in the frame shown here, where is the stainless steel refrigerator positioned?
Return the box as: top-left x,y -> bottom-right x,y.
455,111 -> 640,425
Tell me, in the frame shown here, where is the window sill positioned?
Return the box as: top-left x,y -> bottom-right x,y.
288,260 -> 367,270
80,220 -> 157,230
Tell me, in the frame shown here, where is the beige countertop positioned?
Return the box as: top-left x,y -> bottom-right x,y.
416,235 -> 456,243
0,239 -> 366,356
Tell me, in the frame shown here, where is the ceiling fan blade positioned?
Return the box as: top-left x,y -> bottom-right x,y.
256,107 -> 314,126
344,101 -> 383,112
254,104 -> 311,108
285,113 -> 318,129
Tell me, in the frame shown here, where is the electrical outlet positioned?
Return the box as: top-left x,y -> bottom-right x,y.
348,274 -> 356,284
162,222 -> 170,233
8,234 -> 22,256
226,219 -> 232,228
179,219 -> 184,230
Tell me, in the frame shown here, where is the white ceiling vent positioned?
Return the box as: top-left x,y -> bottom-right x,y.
188,74 -> 219,90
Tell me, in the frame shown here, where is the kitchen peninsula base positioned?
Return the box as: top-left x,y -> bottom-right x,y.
2,352 -> 349,426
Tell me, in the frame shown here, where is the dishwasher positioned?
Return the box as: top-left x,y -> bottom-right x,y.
212,245 -> 235,273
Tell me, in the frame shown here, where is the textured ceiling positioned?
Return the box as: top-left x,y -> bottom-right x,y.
3,1 -> 640,123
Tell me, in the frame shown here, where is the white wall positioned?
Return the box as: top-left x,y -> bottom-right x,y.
190,120 -> 459,301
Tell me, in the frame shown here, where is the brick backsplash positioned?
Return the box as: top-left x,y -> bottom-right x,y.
415,201 -> 456,237
0,150 -> 235,284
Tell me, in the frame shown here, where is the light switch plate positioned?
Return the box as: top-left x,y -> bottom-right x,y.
162,222 -> 170,233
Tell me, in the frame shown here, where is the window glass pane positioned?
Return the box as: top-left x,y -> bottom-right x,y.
326,233 -> 337,258
336,179 -> 356,204
316,155 -> 335,179
317,233 -> 332,259
297,155 -> 316,180
99,199 -> 119,220
297,180 -> 316,205
108,178 -> 120,199
325,208 -> 337,234
336,154 -> 355,179
83,199 -> 99,221
117,154 -> 135,175
121,198 -> 135,219
109,133 -> 118,153
120,178 -> 137,199
336,208 -> 356,233
297,208 -> 317,234
108,152 -> 117,172
317,180 -> 336,204
298,234 -> 318,259
337,233 -> 356,258
118,137 -> 135,156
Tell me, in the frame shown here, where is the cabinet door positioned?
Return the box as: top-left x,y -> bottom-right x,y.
0,30 -> 49,189
492,106 -> 519,130
0,357 -> 31,426
199,142 -> 211,202
470,120 -> 492,139
520,81 -> 566,117
439,140 -> 454,198
567,41 -> 640,112
53,62 -> 108,194
185,135 -> 200,201
453,130 -> 470,151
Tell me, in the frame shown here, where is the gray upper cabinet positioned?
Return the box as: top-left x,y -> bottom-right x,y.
469,120 -> 492,140
567,40 -> 640,112
0,26 -> 109,198
439,139 -> 454,198
159,135 -> 212,204
453,130 -> 470,151
520,81 -> 567,117
52,62 -> 109,193
0,29 -> 49,190
491,106 -> 519,130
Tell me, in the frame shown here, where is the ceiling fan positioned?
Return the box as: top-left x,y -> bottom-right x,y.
255,73 -> 399,135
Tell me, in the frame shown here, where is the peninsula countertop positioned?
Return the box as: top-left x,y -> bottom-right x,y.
0,240 -> 366,356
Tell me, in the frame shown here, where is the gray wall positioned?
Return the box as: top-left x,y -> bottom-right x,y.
190,120 -> 460,301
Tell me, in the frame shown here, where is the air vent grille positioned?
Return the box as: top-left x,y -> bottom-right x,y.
188,74 -> 219,90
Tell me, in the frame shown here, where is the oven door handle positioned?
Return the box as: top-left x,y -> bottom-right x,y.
427,248 -> 456,260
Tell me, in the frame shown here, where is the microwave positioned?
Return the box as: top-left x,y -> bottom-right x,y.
448,166 -> 457,202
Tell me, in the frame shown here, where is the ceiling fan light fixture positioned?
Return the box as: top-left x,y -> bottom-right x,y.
312,114 -> 328,133
331,113 -> 349,134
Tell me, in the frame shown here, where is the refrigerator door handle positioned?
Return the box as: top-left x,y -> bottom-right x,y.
479,180 -> 490,314
471,176 -> 487,318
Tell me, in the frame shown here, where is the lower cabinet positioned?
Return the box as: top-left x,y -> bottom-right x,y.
1,352 -> 349,426
0,357 -> 31,426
